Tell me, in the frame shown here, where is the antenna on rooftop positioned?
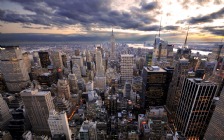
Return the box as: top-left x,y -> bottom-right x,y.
183,26 -> 189,48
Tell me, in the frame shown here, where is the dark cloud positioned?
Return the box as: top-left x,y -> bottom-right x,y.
0,0 -> 157,31
141,1 -> 159,11
164,26 -> 180,30
180,0 -> 223,9
202,26 -> 224,36
177,7 -> 224,24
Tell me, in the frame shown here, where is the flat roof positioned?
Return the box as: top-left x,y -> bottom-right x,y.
144,66 -> 166,73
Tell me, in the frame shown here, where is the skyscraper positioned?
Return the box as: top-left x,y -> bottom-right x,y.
152,37 -> 168,65
94,49 -> 106,89
20,89 -> 54,135
142,66 -> 167,108
51,51 -> 63,69
0,46 -> 30,92
166,59 -> 190,122
0,94 -> 12,129
57,79 -> 71,100
174,78 -> 219,140
38,51 -> 51,68
110,29 -> 116,60
120,54 -> 134,84
48,110 -> 72,140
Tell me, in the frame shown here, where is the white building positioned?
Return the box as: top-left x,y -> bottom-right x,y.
48,110 -> 72,140
57,79 -> 71,100
120,54 -> 134,84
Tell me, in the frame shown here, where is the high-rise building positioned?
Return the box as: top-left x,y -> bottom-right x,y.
38,51 -> 51,68
0,94 -> 12,129
120,54 -> 134,84
23,52 -> 32,73
166,59 -> 190,122
152,37 -> 168,65
51,51 -> 63,69
110,29 -> 116,60
94,49 -> 106,90
48,110 -> 72,140
72,56 -> 83,68
0,73 -> 7,92
57,79 -> 71,100
0,46 -> 30,92
68,73 -> 78,93
142,66 -> 167,108
174,78 -> 219,140
96,49 -> 105,77
20,89 -> 54,135
204,80 -> 224,140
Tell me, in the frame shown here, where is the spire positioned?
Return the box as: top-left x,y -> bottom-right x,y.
159,17 -> 162,37
184,26 -> 189,48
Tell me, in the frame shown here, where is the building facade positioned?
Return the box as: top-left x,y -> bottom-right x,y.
20,89 -> 55,135
48,110 -> 72,140
120,54 -> 134,84
0,46 -> 30,92
174,78 -> 219,139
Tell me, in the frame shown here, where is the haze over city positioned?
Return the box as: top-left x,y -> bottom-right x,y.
0,0 -> 223,42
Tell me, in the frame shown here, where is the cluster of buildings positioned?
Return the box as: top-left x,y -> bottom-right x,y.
0,30 -> 223,140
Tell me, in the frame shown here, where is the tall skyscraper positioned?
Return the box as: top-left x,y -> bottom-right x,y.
204,80 -> 224,140
94,49 -> 106,89
96,49 -> 105,77
152,37 -> 168,65
166,59 -> 190,122
110,29 -> 116,60
120,54 -> 134,84
20,89 -> 54,135
174,78 -> 219,140
68,73 -> 78,93
0,46 -> 30,92
38,51 -> 51,68
48,110 -> 72,140
0,94 -> 12,129
51,51 -> 63,69
57,79 -> 71,100
142,66 -> 167,108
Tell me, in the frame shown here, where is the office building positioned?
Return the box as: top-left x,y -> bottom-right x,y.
0,46 -> 30,92
110,29 -> 116,60
48,110 -> 72,140
38,52 -> 51,68
204,79 -> 224,140
68,73 -> 78,93
142,66 -> 167,108
23,52 -> 32,73
175,78 -> 219,139
152,37 -> 168,65
166,59 -> 190,122
79,120 -> 97,140
0,94 -> 12,129
51,51 -> 63,69
72,64 -> 82,79
0,73 -> 7,92
20,89 -> 54,135
72,56 -> 83,67
120,54 -> 134,84
57,79 -> 70,100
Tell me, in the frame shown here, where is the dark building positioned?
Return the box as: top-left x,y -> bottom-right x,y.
62,54 -> 68,68
0,73 -> 7,92
142,66 -> 167,108
38,52 -> 51,68
8,109 -> 31,139
174,78 -> 219,140
38,73 -> 57,87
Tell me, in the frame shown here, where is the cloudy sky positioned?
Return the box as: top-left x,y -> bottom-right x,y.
0,0 -> 223,42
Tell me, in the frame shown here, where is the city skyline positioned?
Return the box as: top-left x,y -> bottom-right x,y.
0,0 -> 224,42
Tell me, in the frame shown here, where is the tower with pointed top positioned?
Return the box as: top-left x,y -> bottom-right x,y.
110,29 -> 116,60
